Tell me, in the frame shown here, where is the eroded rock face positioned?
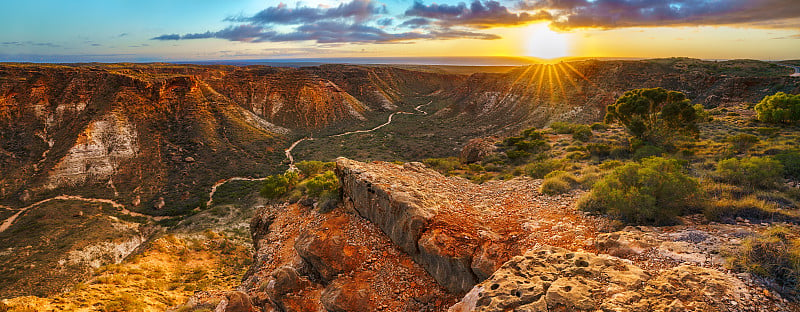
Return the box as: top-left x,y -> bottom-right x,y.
451,245 -> 788,312
450,246 -> 648,312
46,112 -> 139,189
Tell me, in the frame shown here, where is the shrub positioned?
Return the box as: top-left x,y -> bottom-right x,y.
572,125 -> 593,142
716,157 -> 784,189
632,145 -> 664,160
586,143 -> 611,158
775,150 -> 800,179
728,226 -> 800,292
591,122 -> 607,131
578,157 -> 700,225
514,140 -> 550,153
550,121 -> 575,134
524,159 -> 566,179
260,171 -> 298,199
727,133 -> 759,153
423,157 -> 462,173
296,161 -> 334,176
303,171 -> 339,197
541,171 -> 579,195
754,92 -> 800,123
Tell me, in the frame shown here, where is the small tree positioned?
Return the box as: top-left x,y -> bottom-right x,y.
605,88 -> 700,144
754,92 -> 800,123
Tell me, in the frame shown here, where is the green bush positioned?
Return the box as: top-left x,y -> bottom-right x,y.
524,159 -> 566,179
728,226 -> 800,292
632,145 -> 664,160
754,92 -> 800,123
540,171 -> 579,195
590,122 -> 607,131
423,157 -> 462,173
727,133 -> 759,153
586,143 -> 611,158
578,157 -> 700,225
572,125 -> 593,142
296,161 -> 334,176
550,121 -> 575,134
303,171 -> 339,197
775,150 -> 800,179
716,156 -> 784,189
260,171 -> 299,199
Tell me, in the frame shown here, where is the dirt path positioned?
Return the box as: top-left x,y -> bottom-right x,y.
206,176 -> 273,207
282,100 -> 433,172
0,195 -> 168,233
2,100 -> 437,231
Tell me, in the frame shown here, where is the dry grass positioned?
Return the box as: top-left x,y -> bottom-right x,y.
3,232 -> 251,312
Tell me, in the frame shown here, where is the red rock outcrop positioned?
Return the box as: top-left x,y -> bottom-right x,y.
334,158 -> 601,294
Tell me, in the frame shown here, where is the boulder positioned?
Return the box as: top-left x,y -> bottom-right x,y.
459,138 -> 497,164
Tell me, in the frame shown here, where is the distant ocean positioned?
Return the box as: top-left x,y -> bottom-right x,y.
173,56 -> 540,67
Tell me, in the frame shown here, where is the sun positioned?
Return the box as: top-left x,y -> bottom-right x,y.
525,23 -> 571,60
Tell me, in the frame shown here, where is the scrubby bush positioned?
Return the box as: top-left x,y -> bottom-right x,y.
754,92 -> 800,123
632,145 -> 664,160
550,121 -> 575,134
296,160 -> 334,176
728,226 -> 800,292
540,170 -> 579,195
572,125 -> 593,142
423,157 -> 462,173
775,150 -> 800,179
524,159 -> 566,179
260,171 -> 298,199
578,157 -> 700,225
591,122 -> 607,131
727,133 -> 759,153
303,171 -> 339,197
716,156 -> 784,189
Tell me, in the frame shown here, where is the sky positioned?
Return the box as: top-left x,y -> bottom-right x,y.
1,0 -> 799,63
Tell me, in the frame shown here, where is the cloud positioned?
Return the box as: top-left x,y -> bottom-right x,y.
153,25 -> 273,42
399,18 -> 432,28
1,41 -> 60,48
152,0 -> 506,44
227,0 -> 386,25
517,0 -> 800,30
406,0 -> 550,28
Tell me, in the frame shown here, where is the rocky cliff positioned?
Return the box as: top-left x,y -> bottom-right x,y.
0,63 -> 461,214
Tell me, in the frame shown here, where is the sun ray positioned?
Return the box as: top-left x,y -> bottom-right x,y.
552,64 -> 568,102
546,65 -> 556,104
535,64 -> 547,101
523,64 -> 543,97
556,63 -> 579,92
563,62 -> 606,93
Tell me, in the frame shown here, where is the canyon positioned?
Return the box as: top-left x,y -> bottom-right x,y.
1,58 -> 799,311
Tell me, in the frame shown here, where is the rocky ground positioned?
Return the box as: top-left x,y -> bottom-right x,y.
175,158 -> 798,311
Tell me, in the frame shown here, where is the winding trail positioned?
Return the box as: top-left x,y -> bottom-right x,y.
775,63 -> 800,77
0,195 -> 167,233
0,100 -> 436,232
284,100 -> 434,169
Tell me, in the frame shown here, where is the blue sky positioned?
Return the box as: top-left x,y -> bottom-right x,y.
1,0 -> 799,62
